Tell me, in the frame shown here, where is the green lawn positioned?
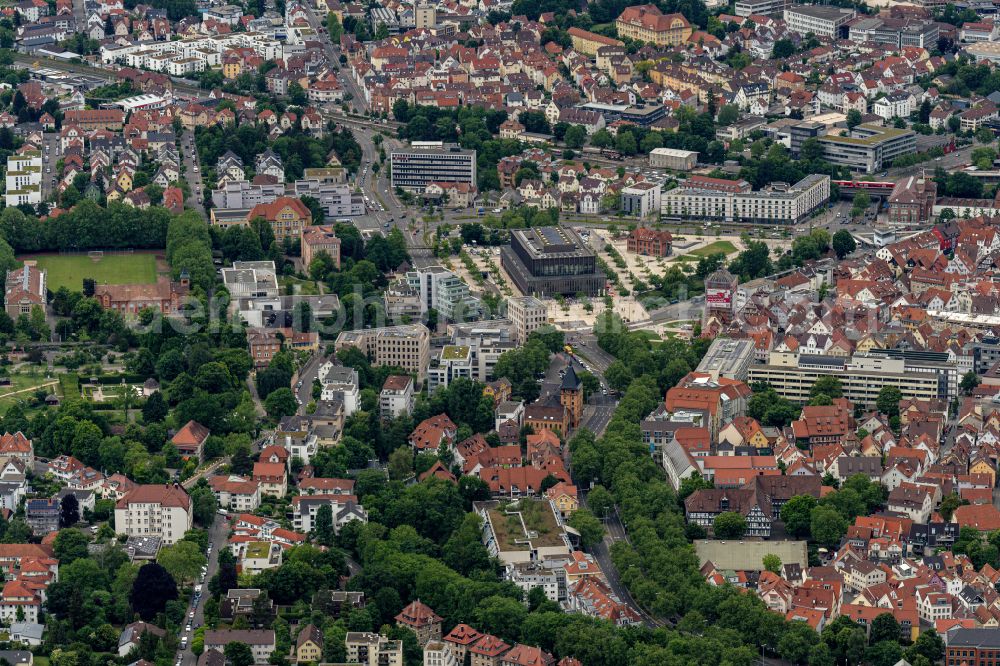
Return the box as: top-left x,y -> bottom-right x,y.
689,241 -> 738,257
279,276 -> 320,295
21,253 -> 158,291
0,372 -> 58,413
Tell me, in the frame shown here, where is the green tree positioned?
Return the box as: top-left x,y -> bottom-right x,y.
586,485 -> 615,518
713,511 -> 746,538
780,495 -> 817,538
590,128 -> 612,148
907,629 -> 944,664
568,508 -> 604,548
443,513 -> 493,576
772,39 -> 794,58
265,387 -> 298,421
810,376 -> 843,400
564,125 -> 586,149
53,528 -> 89,564
869,613 -> 901,644
832,229 -> 856,259
59,494 -> 80,528
876,386 -> 902,419
224,643 -> 255,666
729,240 -> 772,280
762,553 -> 782,574
157,540 -> 207,586
142,391 -> 168,423
846,109 -> 862,129
313,504 -> 334,546
130,562 -> 178,621
865,641 -> 903,666
961,371 -> 981,395
473,595 -> 526,644
939,493 -> 963,521
326,12 -> 343,40
604,360 -> 633,393
778,621 -> 819,664
810,505 -> 848,548
191,484 -> 218,527
801,137 -> 824,162
717,104 -> 739,126
388,447 -> 413,481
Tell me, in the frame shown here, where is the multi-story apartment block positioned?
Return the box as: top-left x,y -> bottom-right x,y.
5,152 -> 41,207
406,266 -> 480,321
649,147 -> 698,170
424,642 -> 458,666
289,180 -> 364,217
345,633 -> 403,666
247,197 -> 311,243
380,375 -> 414,419
335,324 -> 431,381
661,175 -> 830,224
100,32 -> 283,71
204,631 -> 275,664
507,296 -> 548,345
113,483 -> 192,544
300,225 -> 342,270
208,475 -> 261,513
621,181 -> 662,218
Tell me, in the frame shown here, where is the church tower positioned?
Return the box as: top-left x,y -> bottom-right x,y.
560,364 -> 584,430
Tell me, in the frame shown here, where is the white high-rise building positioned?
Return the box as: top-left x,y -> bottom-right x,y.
5,151 -> 41,207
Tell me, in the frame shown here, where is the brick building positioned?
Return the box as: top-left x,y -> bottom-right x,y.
888,176 -> 937,225
626,227 -> 673,257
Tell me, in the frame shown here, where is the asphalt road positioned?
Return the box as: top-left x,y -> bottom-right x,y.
41,132 -> 59,200
295,353 -> 325,409
181,129 -> 207,217
301,0 -> 368,114
178,515 -> 229,666
583,498 -> 664,628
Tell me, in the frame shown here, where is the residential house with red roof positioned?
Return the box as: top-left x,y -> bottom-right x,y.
409,414 -> 457,452
395,600 -> 441,646
252,462 -> 288,498
171,420 -> 209,462
114,483 -> 192,544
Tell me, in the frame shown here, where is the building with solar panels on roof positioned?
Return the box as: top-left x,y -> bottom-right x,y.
500,226 -> 605,297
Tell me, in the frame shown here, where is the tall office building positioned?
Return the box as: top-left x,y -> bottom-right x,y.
817,124 -> 916,173
389,142 -> 476,191
501,227 -> 605,297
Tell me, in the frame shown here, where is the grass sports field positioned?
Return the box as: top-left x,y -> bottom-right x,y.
20,253 -> 158,291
